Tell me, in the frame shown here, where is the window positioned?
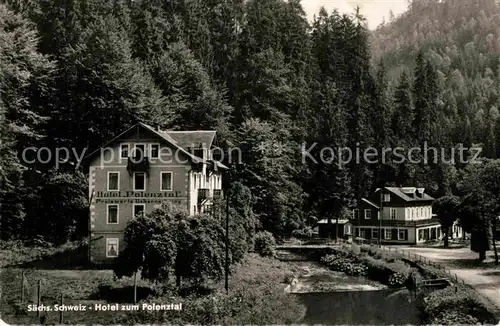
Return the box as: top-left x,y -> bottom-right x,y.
352,209 -> 359,219
106,238 -> 119,258
398,229 -> 406,241
385,229 -> 392,240
133,172 -> 146,191
161,172 -> 172,191
107,204 -> 119,224
133,204 -> 145,218
133,144 -> 146,158
383,194 -> 390,202
360,229 -> 366,238
364,209 -> 371,219
345,225 -> 352,235
390,208 -> 397,220
419,229 -> 424,241
372,228 -> 379,239
150,144 -> 159,159
120,144 -> 129,159
107,172 -> 120,191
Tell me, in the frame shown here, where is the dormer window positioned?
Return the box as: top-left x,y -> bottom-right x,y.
120,144 -> 129,159
134,144 -> 146,158
150,144 -> 159,159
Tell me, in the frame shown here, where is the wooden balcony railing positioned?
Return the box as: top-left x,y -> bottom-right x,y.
127,156 -> 150,175
198,188 -> 209,202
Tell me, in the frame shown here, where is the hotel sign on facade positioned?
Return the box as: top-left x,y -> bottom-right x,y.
95,191 -> 186,204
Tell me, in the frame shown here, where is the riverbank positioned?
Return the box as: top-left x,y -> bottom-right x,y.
307,243 -> 500,325
277,252 -> 422,325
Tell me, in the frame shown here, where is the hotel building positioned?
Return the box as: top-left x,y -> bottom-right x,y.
85,122 -> 227,263
351,187 -> 462,245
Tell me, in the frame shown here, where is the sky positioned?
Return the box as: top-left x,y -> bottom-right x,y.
301,0 -> 410,30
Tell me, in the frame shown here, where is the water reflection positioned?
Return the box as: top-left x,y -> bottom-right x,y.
297,288 -> 422,325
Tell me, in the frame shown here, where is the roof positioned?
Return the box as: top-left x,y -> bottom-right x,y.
84,123 -> 228,169
165,130 -> 216,150
317,219 -> 351,225
375,187 -> 434,202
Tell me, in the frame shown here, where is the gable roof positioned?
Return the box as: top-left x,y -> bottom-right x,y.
165,130 -> 216,150
361,198 -> 380,209
375,187 -> 434,202
84,123 -> 228,169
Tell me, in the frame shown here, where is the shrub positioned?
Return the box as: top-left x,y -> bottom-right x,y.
291,227 -> 314,239
254,231 -> 276,257
422,284 -> 498,325
320,254 -> 368,276
388,273 -> 407,287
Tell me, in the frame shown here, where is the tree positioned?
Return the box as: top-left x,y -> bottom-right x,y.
174,215 -> 227,287
391,70 -> 415,186
147,42 -> 232,136
433,195 -> 461,248
457,160 -> 500,263
0,3 -> 55,241
47,13 -> 165,151
113,203 -> 183,282
237,118 -> 304,237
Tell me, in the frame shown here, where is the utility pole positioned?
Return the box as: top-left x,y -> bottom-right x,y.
379,184 -> 384,247
88,190 -> 94,263
224,174 -> 230,294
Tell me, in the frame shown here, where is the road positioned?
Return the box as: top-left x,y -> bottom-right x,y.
399,246 -> 500,309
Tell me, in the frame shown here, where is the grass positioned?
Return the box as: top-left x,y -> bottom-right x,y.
0,241 -> 305,325
0,240 -> 88,268
113,254 -> 306,325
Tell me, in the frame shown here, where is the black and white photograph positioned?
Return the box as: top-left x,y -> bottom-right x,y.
1,0 -> 500,324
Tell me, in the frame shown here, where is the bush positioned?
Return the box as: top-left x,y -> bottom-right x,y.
388,273 -> 407,287
422,284 -> 498,325
291,227 -> 314,239
319,248 -> 414,287
320,254 -> 368,276
254,231 -> 276,257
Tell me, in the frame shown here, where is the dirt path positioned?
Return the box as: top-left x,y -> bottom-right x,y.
399,246 -> 500,309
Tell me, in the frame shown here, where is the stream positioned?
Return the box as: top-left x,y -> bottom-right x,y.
278,250 -> 423,325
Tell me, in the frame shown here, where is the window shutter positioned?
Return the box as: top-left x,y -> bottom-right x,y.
381,228 -> 385,239
404,229 -> 408,241
391,229 -> 397,240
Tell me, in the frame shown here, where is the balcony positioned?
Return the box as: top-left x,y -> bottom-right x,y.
198,188 -> 209,202
351,218 -> 441,228
213,189 -> 223,199
127,156 -> 150,175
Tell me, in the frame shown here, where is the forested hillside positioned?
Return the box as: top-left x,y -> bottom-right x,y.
0,0 -> 492,245
372,0 -> 500,158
